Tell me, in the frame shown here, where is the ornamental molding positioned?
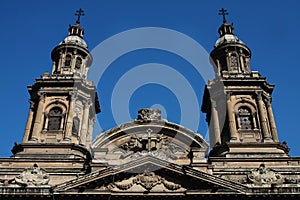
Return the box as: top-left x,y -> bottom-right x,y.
247,164 -> 283,186
14,163 -> 50,186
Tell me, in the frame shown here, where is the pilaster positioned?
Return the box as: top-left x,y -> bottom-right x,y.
226,92 -> 238,141
256,92 -> 272,142
64,91 -> 77,142
30,92 -> 46,142
22,100 -> 35,142
80,99 -> 91,145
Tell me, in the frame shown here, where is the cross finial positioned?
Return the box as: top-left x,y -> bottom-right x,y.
219,8 -> 229,23
75,8 -> 85,24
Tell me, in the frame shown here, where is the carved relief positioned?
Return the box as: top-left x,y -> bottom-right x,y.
14,163 -> 50,186
120,132 -> 185,161
247,164 -> 283,186
108,172 -> 181,191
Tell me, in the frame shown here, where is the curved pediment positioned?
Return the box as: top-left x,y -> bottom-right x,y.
91,109 -> 208,165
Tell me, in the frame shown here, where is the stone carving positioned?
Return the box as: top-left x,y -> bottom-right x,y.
14,163 -> 50,186
121,132 -> 168,152
120,133 -> 184,160
109,172 -> 181,191
247,164 -> 283,186
137,108 -> 161,121
284,177 -> 299,184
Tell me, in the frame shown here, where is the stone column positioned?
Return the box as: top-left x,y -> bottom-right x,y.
23,100 -> 35,142
265,99 -> 279,142
211,100 -> 221,145
226,93 -> 238,141
30,92 -> 46,141
215,59 -> 221,76
80,100 -> 91,145
51,61 -> 56,74
43,113 -> 49,131
86,117 -> 96,148
257,92 -> 272,141
64,92 -> 77,141
239,52 -> 245,73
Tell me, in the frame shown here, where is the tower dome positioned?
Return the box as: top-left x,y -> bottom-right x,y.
60,34 -> 88,49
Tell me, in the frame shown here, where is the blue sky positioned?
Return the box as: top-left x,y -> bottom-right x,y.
0,0 -> 299,156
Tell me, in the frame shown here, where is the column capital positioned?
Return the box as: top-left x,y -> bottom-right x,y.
226,92 -> 232,101
69,91 -> 77,101
264,98 -> 272,107
37,91 -> 46,100
83,99 -> 92,108
211,99 -> 217,108
29,100 -> 35,110
91,117 -> 96,123
256,91 -> 263,100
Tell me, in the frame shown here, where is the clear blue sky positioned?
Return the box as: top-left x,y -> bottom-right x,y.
0,0 -> 299,156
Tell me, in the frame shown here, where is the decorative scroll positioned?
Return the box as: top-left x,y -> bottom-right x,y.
247,164 -> 283,186
14,163 -> 50,186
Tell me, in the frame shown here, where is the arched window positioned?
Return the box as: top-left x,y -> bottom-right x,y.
238,107 -> 253,130
72,117 -> 80,135
75,57 -> 82,69
47,107 -> 63,131
230,54 -> 238,71
65,54 -> 71,67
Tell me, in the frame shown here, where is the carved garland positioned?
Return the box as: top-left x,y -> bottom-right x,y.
109,172 -> 181,191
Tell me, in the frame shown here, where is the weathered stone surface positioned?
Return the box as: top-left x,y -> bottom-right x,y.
137,108 -> 162,121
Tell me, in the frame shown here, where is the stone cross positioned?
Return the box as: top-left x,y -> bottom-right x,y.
75,8 -> 85,24
219,8 -> 228,23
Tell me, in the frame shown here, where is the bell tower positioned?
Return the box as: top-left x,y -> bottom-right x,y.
202,9 -> 289,157
12,9 -> 100,175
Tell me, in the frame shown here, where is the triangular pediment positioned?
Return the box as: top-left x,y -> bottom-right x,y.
53,156 -> 247,195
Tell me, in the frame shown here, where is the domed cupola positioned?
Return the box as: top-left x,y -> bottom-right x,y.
210,8 -> 252,77
50,8 -> 92,79
60,24 -> 87,49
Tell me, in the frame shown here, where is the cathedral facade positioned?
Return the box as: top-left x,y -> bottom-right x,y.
0,9 -> 300,199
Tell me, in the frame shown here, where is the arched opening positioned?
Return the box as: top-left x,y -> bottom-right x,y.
238,106 -> 253,130
72,116 -> 80,135
230,53 -> 238,71
64,54 -> 72,67
47,107 -> 63,131
75,57 -> 82,69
